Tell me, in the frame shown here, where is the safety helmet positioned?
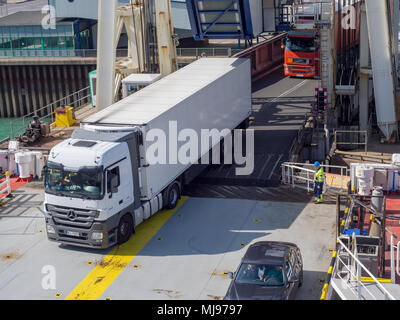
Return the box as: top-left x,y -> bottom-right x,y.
313,161 -> 320,167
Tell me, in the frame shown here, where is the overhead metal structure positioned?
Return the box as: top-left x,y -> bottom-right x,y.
185,0 -> 262,41
96,0 -> 178,110
96,0 -> 118,111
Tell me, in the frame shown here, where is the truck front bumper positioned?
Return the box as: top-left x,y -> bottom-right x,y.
284,64 -> 316,78
45,214 -> 120,249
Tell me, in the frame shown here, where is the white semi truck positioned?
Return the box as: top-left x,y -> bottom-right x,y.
43,58 -> 252,248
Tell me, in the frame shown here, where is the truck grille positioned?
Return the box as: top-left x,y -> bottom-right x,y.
292,58 -> 312,65
47,205 -> 98,229
289,66 -> 311,74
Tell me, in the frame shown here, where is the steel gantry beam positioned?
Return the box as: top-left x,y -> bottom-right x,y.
96,0 -> 118,111
365,0 -> 398,140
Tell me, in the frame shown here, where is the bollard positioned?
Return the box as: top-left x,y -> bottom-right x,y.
4,171 -> 11,198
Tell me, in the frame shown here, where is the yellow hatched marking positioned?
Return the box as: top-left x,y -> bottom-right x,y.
65,197 -> 188,300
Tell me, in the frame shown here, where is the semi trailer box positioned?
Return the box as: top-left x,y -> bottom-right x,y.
81,57 -> 252,201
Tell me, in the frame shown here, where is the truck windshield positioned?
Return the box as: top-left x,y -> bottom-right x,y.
44,163 -> 104,199
286,36 -> 317,53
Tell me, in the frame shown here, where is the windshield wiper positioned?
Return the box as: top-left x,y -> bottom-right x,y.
69,192 -> 94,200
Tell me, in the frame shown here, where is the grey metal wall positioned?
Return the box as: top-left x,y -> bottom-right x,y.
51,0 -> 192,33
0,63 -> 95,118
51,0 -> 133,20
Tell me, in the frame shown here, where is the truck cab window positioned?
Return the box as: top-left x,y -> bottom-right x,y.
107,166 -> 120,192
44,163 -> 104,199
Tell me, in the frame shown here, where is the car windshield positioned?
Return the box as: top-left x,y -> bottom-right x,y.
44,162 -> 103,199
235,263 -> 284,286
286,36 -> 317,53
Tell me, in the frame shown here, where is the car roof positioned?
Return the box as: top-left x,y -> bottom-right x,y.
241,241 -> 297,264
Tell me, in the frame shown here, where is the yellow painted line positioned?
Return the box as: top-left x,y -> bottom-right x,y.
328,266 -> 333,274
341,219 -> 345,226
65,197 -> 188,300
320,283 -> 329,300
344,207 -> 349,213
360,277 -> 392,283
332,251 -> 337,258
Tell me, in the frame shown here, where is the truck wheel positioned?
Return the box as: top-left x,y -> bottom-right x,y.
165,183 -> 180,209
117,214 -> 133,244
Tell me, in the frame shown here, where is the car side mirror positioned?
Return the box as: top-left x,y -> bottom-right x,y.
227,272 -> 234,279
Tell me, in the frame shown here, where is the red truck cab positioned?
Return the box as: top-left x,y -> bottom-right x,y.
283,31 -> 320,78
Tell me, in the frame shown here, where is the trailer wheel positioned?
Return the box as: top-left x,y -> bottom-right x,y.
117,214 -> 134,244
164,183 -> 180,209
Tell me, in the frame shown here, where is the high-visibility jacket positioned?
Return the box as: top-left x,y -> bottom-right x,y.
314,167 -> 325,182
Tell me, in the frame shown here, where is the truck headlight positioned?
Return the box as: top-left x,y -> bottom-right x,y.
47,225 -> 56,234
92,232 -> 103,240
45,204 -> 56,213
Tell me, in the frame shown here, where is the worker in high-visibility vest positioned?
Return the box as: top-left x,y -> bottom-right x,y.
313,161 -> 325,203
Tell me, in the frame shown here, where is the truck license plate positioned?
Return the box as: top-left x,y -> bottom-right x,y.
66,231 -> 80,237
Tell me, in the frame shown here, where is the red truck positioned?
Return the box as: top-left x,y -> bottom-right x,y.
283,30 -> 320,78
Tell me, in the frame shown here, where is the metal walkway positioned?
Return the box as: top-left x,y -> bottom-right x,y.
190,69 -> 317,188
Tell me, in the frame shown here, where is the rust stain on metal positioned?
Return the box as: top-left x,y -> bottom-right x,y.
1,251 -> 21,261
211,270 -> 228,277
96,258 -> 128,269
94,276 -> 105,285
152,289 -> 181,299
207,294 -> 223,300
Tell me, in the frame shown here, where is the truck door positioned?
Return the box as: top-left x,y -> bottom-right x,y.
106,159 -> 133,213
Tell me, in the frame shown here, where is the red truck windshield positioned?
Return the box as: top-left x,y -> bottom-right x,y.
286,36 -> 317,53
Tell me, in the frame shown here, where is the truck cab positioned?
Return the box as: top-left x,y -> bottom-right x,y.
283,31 -> 320,78
43,135 -> 135,248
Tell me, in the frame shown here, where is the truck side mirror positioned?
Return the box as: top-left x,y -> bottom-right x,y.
42,165 -> 48,185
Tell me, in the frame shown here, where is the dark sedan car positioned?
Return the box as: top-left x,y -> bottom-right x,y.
224,241 -> 303,300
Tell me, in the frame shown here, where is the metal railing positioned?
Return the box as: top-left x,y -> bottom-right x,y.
292,1 -> 333,26
288,112 -> 313,160
0,48 -> 129,59
176,47 -> 240,57
10,86 -> 91,140
333,236 -> 395,300
0,47 -> 241,59
334,130 -> 368,153
0,172 -> 11,198
0,136 -> 10,145
387,229 -> 400,283
281,162 -> 349,193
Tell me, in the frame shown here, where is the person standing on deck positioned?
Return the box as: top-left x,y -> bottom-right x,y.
313,161 -> 324,203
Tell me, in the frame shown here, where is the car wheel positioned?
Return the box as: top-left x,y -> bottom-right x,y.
298,271 -> 303,288
117,214 -> 134,244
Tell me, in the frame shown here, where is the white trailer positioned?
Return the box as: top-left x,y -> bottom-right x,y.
43,58 -> 252,248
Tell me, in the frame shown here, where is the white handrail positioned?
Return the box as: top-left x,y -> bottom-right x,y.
281,162 -> 349,193
389,232 -> 400,283
337,237 -> 395,300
